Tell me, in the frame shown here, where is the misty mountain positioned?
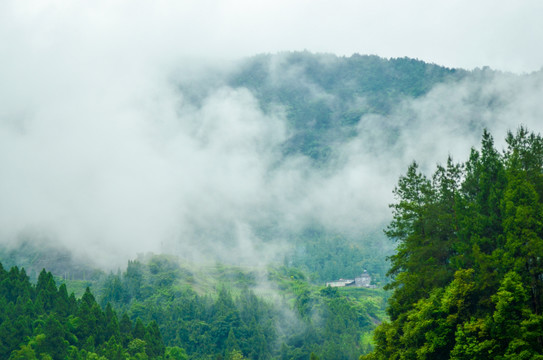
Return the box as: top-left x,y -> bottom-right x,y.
221,52 -> 541,166
182,52 -> 467,161
179,52 -> 541,282
0,52 -> 466,283
3,51 -> 543,283
167,52 -> 469,280
229,53 -> 465,161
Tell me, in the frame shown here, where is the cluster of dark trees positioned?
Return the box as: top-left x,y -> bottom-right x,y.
101,259 -> 276,359
0,264 -> 170,359
364,127 -> 543,359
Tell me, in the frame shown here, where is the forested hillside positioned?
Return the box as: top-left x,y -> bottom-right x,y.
188,52 -> 466,162
0,263 -> 168,359
364,127 -> 543,359
97,256 -> 386,359
0,256 -> 387,359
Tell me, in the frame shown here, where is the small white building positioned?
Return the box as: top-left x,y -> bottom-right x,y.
325,279 -> 355,287
326,270 -> 376,288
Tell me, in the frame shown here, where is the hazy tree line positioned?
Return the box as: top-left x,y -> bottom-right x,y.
98,257 -> 385,359
364,127 -> 543,359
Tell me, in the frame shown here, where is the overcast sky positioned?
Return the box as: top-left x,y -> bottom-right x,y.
2,0 -> 543,73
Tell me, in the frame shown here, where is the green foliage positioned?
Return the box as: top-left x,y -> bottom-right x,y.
366,127 -> 543,359
105,261 -> 277,359
35,315 -> 69,359
165,346 -> 188,360
91,255 -> 386,359
0,263 -> 166,359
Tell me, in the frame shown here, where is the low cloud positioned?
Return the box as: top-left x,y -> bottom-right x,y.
1,1 -> 543,269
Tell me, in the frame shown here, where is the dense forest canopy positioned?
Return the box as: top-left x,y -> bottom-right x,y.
364,127 -> 543,359
0,256 -> 387,359
0,263 -> 167,359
